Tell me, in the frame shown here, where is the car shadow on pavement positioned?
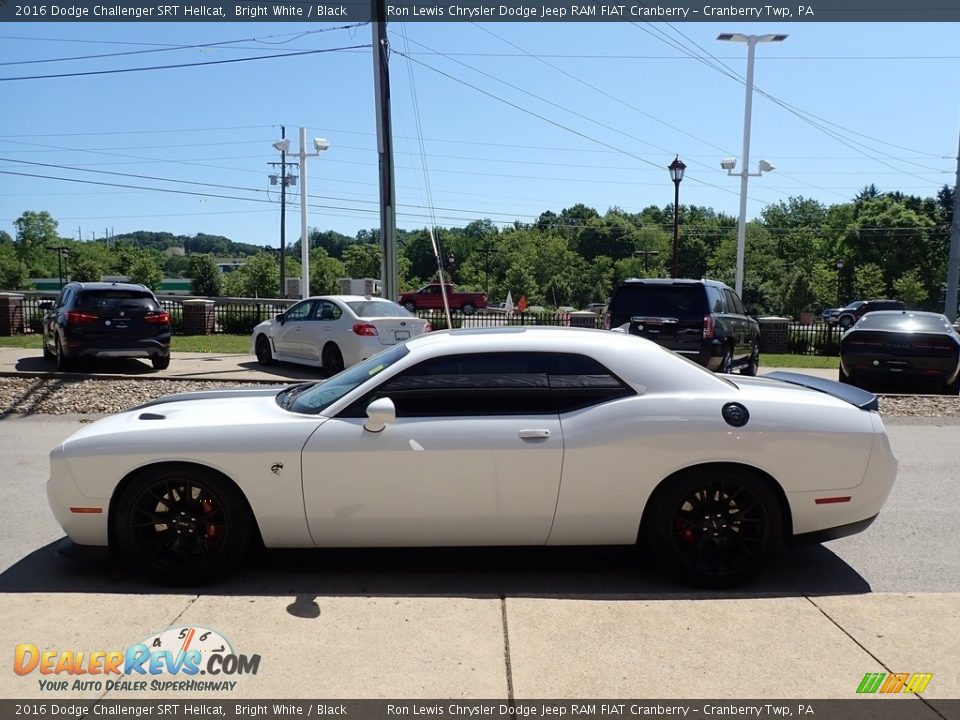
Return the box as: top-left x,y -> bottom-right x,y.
236,360 -> 325,381
0,540 -> 870,600
15,355 -> 156,375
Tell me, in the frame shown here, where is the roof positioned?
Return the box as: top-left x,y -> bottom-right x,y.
67,281 -> 150,292
619,278 -> 730,288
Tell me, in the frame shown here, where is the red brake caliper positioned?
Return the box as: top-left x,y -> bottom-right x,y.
200,499 -> 218,538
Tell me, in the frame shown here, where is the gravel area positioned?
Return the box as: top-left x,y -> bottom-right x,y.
0,376 -> 958,418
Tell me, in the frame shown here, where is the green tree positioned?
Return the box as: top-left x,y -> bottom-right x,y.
309,246 -> 345,295
127,255 -> 164,291
188,253 -> 223,297
233,252 -> 280,298
853,262 -> 888,299
0,244 -> 31,290
893,269 -> 928,308
13,210 -> 60,276
70,257 -> 104,282
342,243 -> 382,279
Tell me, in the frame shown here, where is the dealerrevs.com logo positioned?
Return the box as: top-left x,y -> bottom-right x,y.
857,672 -> 933,695
14,626 -> 260,693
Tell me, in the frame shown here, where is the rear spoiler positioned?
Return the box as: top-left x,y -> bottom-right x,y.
764,371 -> 879,411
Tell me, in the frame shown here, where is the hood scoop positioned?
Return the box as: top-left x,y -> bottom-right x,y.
138,412 -> 166,421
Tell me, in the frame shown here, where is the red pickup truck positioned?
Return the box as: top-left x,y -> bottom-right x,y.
399,283 -> 488,315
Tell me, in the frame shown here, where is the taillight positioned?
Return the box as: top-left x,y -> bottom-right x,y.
352,323 -> 378,337
703,315 -> 715,339
424,323 -> 432,333
65,311 -> 98,325
144,311 -> 170,324
602,313 -> 611,330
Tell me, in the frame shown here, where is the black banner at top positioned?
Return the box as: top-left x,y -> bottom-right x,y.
1,0 -> 960,22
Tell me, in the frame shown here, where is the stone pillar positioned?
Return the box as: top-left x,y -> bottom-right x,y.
182,299 -> 215,336
758,316 -> 789,354
0,293 -> 25,336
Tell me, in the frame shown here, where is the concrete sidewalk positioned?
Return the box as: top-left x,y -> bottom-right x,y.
0,346 -> 839,383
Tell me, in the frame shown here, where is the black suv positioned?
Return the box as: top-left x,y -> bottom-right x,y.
42,282 -> 171,371
837,299 -> 905,329
605,278 -> 760,374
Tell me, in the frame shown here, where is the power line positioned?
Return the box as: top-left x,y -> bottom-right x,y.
0,43 -> 370,82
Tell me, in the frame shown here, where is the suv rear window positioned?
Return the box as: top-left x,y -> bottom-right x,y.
77,290 -> 158,312
609,284 -> 707,325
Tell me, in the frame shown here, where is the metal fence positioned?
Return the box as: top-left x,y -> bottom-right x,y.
9,291 -> 843,355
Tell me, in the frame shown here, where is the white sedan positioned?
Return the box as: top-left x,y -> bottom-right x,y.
250,295 -> 430,374
48,328 -> 897,587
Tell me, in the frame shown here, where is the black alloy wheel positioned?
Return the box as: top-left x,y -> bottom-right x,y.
114,466 -> 251,585
644,467 -> 782,587
255,334 -> 274,366
322,343 -> 345,376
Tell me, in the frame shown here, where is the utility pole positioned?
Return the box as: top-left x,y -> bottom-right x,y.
372,3 -> 398,302
945,123 -> 960,322
268,126 -> 290,298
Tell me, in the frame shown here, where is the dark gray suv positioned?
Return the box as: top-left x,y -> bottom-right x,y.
605,278 -> 760,375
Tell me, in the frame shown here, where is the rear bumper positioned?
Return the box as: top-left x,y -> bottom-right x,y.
840,354 -> 959,386
67,337 -> 170,360
792,514 -> 878,544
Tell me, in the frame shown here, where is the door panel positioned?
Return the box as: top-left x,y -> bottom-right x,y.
301,415 -> 563,547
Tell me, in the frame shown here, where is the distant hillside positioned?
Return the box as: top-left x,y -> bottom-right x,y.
103,231 -> 271,257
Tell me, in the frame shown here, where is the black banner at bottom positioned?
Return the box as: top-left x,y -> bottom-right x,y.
1,700 -> 958,720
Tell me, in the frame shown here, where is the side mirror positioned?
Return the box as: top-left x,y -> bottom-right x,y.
746,306 -> 758,317
364,397 -> 396,433
39,301 -> 54,310
275,313 -> 285,325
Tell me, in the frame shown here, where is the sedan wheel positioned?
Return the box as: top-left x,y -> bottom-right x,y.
322,343 -> 344,376
644,467 -> 782,587
255,334 -> 275,366
113,466 -> 252,585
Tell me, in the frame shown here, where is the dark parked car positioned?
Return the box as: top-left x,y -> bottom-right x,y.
605,278 -> 760,375
839,311 -> 960,394
42,282 -> 171,371
837,299 -> 904,329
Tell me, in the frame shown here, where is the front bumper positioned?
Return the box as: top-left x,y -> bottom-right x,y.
47,444 -> 110,547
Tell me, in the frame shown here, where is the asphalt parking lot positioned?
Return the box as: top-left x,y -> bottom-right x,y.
0,412 -> 958,707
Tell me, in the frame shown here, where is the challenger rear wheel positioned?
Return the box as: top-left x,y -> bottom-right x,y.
113,466 -> 252,585
643,466 -> 782,587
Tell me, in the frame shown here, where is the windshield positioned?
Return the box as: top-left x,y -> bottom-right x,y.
346,301 -> 412,318
287,344 -> 409,415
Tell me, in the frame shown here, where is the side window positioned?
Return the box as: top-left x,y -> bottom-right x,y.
722,289 -> 739,314
54,289 -> 68,309
730,291 -> 746,315
285,301 -> 314,322
340,352 -> 633,418
706,287 -> 725,313
313,301 -> 342,322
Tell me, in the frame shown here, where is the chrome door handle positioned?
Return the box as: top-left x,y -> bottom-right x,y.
518,429 -> 551,439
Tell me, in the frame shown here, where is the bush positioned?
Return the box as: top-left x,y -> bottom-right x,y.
219,306 -> 273,335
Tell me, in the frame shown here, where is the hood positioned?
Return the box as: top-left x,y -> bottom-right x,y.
63,388 -> 315,446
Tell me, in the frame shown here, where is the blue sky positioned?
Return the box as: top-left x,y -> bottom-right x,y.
1,21 -> 958,248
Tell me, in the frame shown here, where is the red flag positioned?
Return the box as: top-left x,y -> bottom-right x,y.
518,295 -> 528,312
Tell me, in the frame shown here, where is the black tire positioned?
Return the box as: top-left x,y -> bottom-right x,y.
403,301 -> 416,313
322,343 -> 344,376
113,465 -> 252,586
839,315 -> 854,329
838,368 -> 851,385
254,334 -> 275,366
741,341 -> 760,377
462,303 -> 476,315
151,355 -> 170,371
942,375 -> 960,395
43,336 -> 54,362
643,466 -> 783,587
55,335 -> 72,372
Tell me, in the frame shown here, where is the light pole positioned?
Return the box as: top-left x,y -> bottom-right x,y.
273,128 -> 329,299
46,246 -> 71,288
268,125 -> 299,298
634,250 -> 660,275
718,32 -> 787,297
836,260 -> 845,306
668,156 -> 686,279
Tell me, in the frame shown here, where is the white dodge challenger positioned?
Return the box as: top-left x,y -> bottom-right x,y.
47,327 -> 897,586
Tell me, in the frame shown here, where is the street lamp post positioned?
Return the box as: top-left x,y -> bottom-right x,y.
668,156 -> 686,279
836,260 -> 845,306
46,246 -> 71,288
273,128 -> 329,299
718,32 -> 787,297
